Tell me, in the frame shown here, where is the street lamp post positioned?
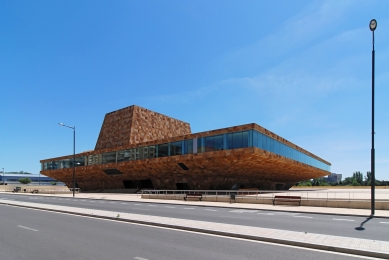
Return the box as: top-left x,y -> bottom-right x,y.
2,168 -> 4,186
369,19 -> 377,216
59,123 -> 76,198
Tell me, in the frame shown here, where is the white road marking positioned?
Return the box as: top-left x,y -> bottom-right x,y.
100,202 -> 105,203
333,218 -> 354,222
18,225 -> 39,232
230,209 -> 258,213
148,205 -> 157,207
134,204 -> 142,206
109,202 -> 116,204
164,206 -> 175,208
257,213 -> 274,215
184,208 -> 195,209
274,212 -> 300,216
80,200 -> 85,201
204,209 -> 217,212
380,222 -> 389,224
293,216 -> 313,219
221,216 -> 253,220
134,257 -> 148,260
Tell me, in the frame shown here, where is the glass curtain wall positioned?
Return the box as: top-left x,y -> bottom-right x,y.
252,130 -> 330,171
43,130 -> 329,172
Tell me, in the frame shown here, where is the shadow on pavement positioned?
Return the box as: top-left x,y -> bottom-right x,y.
355,215 -> 374,231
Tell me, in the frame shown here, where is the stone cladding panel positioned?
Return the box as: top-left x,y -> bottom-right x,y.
95,105 -> 191,150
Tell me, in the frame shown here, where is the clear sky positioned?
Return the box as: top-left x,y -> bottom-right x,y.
1,0 -> 388,180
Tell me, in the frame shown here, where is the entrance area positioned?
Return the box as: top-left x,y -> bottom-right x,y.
175,183 -> 189,190
122,179 -> 154,189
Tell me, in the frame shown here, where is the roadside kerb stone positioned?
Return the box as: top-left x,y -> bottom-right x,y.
1,199 -> 388,259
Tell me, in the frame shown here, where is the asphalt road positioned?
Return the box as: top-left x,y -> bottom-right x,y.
0,204 -> 374,260
1,193 -> 388,242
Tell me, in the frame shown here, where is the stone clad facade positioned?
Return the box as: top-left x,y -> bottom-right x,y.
41,105 -> 331,191
95,105 -> 191,150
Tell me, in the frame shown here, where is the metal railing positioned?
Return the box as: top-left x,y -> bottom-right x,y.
140,189 -> 389,201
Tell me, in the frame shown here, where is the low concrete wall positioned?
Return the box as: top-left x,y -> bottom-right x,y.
142,194 -> 389,210
0,184 -> 73,194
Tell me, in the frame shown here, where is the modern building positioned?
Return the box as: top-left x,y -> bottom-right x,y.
0,173 -> 65,186
40,105 -> 331,191
326,173 -> 342,184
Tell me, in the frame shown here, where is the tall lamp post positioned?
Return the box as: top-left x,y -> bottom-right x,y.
59,123 -> 76,198
2,168 -> 4,186
369,19 -> 377,216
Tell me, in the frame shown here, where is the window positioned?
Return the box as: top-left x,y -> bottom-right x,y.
157,143 -> 169,157
170,141 -> 182,156
184,140 -> 193,154
197,138 -> 205,153
102,152 -> 116,164
117,149 -> 131,162
75,157 -> 85,166
227,131 -> 249,149
148,146 -> 156,158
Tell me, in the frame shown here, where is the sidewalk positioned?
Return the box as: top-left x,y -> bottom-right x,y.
1,197 -> 388,259
3,191 -> 388,218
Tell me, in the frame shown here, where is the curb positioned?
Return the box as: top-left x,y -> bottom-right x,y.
1,201 -> 388,259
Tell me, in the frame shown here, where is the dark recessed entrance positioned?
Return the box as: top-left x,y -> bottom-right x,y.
176,183 -> 189,190
275,183 -> 284,190
122,179 -> 154,189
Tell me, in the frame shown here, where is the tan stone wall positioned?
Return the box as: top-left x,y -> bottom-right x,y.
95,106 -> 135,150
130,106 -> 191,144
95,105 -> 191,150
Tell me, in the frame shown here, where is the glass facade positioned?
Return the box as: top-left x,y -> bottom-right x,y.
43,156 -> 85,170
252,130 -> 330,171
43,130 -> 330,172
102,152 -> 116,164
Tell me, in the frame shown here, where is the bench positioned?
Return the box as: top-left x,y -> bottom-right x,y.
273,195 -> 301,206
184,194 -> 202,201
31,190 -> 39,194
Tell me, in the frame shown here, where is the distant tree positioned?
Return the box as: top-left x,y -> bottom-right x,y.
352,171 -> 363,185
18,178 -> 31,184
351,178 -> 361,186
51,181 -> 57,186
342,177 -> 354,186
297,181 -> 312,186
365,171 -> 372,184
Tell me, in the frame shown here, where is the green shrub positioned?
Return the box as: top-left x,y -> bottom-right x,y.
18,178 -> 31,184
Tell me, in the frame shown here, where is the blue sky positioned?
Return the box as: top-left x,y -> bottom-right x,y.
1,1 -> 388,180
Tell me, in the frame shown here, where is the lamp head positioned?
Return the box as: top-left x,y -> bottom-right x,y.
369,19 -> 377,31
59,123 -> 64,126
